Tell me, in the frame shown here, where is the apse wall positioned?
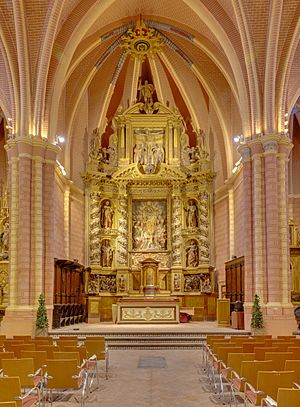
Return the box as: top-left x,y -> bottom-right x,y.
214,169 -> 244,283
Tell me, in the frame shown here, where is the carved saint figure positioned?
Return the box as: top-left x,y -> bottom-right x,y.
139,80 -> 154,106
101,240 -> 113,267
174,274 -> 181,291
119,275 -> 126,291
101,200 -> 114,229
185,199 -> 198,229
0,220 -> 9,253
186,240 -> 199,267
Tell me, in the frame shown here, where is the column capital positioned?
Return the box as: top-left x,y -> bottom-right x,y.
262,139 -> 278,154
237,144 -> 251,162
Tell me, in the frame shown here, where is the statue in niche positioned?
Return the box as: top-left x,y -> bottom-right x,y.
101,200 -> 114,229
186,240 -> 199,267
174,274 -> 181,291
0,219 -> 9,259
101,240 -> 113,267
185,200 -> 198,229
119,274 -> 126,291
201,274 -> 212,292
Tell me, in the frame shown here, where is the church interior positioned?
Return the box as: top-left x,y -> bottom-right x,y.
1,0 -> 300,405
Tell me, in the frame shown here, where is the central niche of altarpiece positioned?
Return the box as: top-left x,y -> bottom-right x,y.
82,91 -> 216,298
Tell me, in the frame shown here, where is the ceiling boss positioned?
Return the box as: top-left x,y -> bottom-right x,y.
120,19 -> 164,60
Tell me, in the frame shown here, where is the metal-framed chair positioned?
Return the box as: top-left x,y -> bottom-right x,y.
45,359 -> 88,407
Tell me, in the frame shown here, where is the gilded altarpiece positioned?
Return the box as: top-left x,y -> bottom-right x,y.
82,97 -> 217,321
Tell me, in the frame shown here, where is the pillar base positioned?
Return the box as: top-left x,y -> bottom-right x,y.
0,308 -> 36,337
243,303 -> 296,336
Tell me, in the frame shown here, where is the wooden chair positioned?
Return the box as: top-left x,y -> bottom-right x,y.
63,346 -> 88,363
284,359 -> 300,384
0,376 -> 39,407
84,338 -> 108,380
45,359 -> 88,406
251,335 -> 272,340
277,335 -> 296,340
0,402 -> 17,407
226,353 -> 255,405
230,360 -> 274,405
35,345 -> 58,358
58,335 -> 78,341
3,341 -> 24,352
1,358 -> 43,391
263,352 -> 293,370
13,336 -> 32,343
20,350 -> 47,373
52,351 -> 81,365
33,337 -> 53,345
0,352 -> 15,370
254,347 -> 279,360
261,388 -> 300,406
57,340 -> 78,350
217,347 -> 243,402
10,344 -> 35,358
242,342 -> 265,353
244,370 -> 296,406
287,347 -> 300,359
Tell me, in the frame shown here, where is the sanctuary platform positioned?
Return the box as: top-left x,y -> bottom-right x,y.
49,321 -> 251,350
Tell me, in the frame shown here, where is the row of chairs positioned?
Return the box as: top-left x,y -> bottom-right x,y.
0,335 -> 108,373
0,358 -> 90,406
0,335 -> 108,406
203,334 -> 300,406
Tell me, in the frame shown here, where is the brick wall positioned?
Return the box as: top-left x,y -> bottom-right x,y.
214,195 -> 229,281
53,179 -> 65,259
69,193 -> 85,264
234,171 -> 244,258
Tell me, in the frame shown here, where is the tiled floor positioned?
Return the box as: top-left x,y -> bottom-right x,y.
54,349 -> 225,407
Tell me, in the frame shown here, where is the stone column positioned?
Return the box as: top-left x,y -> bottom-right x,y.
1,138 -> 59,335
228,188 -> 235,259
278,141 -> 293,305
198,191 -> 210,262
171,184 -> 182,266
263,138 -> 281,305
89,192 -> 101,265
252,143 -> 266,302
63,186 -> 70,259
238,145 -> 253,303
117,183 -> 128,266
43,147 -> 58,307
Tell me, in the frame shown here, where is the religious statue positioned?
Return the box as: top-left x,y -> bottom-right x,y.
119,274 -> 126,291
0,219 -> 9,255
186,240 -> 199,267
201,274 -> 211,292
101,240 -> 113,267
101,200 -> 114,229
174,274 -> 181,291
133,141 -> 165,173
89,128 -> 100,159
185,200 -> 198,229
139,80 -> 155,109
